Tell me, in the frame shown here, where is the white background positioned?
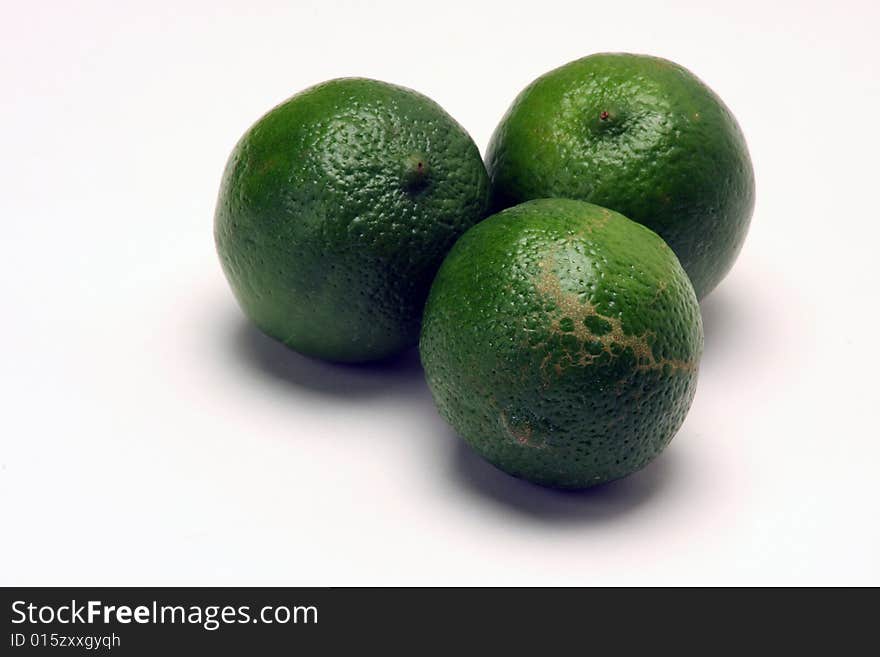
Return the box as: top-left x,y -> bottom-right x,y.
2,0 -> 878,586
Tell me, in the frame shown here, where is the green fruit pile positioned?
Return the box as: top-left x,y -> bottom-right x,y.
215,53 -> 754,489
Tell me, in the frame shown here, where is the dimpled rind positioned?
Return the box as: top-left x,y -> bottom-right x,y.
420,199 -> 703,489
486,53 -> 755,299
215,78 -> 489,362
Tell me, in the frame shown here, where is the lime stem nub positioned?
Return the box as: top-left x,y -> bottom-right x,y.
403,153 -> 430,192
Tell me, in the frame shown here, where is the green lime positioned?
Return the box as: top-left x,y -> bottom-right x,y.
486,53 -> 755,298
420,199 -> 703,488
215,78 -> 489,362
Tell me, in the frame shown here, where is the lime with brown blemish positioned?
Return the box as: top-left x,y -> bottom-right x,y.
215,78 -> 489,362
486,52 -> 755,299
420,198 -> 702,488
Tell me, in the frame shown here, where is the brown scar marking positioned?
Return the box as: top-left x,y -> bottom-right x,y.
651,279 -> 669,303
499,412 -> 544,449
532,256 -> 696,377
582,208 -> 613,233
